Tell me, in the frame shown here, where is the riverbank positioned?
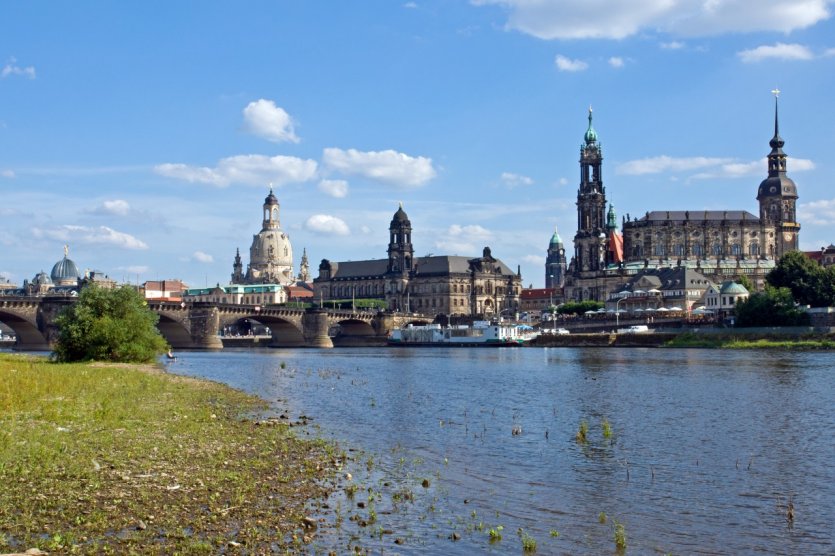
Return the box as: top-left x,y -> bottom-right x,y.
533,330 -> 835,349
0,353 -> 340,554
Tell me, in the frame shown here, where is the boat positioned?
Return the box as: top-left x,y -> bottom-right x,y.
388,321 -> 536,347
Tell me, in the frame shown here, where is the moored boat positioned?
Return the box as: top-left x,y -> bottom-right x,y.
388,321 -> 535,347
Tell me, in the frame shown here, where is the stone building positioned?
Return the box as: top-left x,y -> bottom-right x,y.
563,97 -> 797,301
231,188 -> 296,286
313,205 -> 523,317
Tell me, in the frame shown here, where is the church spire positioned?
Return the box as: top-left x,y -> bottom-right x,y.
584,106 -> 598,145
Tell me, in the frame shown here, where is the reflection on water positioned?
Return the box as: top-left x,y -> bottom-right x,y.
169,347 -> 835,555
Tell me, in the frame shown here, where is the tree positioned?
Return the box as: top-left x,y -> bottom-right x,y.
734,286 -> 810,327
735,275 -> 754,293
767,251 -> 834,307
557,300 -> 604,315
54,285 -> 169,363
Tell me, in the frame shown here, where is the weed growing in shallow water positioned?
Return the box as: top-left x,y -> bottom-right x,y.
613,519 -> 627,551
576,420 -> 589,443
602,418 -> 612,439
598,511 -> 607,524
488,525 -> 503,542
549,529 -> 560,538
520,530 -> 537,552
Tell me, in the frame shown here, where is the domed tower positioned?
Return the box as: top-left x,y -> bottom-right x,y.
50,245 -> 80,287
545,226 -> 566,289
757,91 -> 800,258
245,187 -> 294,285
573,107 -> 609,274
386,203 -> 413,275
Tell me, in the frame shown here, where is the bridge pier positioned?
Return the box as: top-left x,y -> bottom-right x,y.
185,305 -> 223,350
302,308 -> 333,348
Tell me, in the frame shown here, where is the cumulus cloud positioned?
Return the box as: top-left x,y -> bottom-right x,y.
403,1 -> 418,7
1,58 -> 36,79
500,172 -> 533,188
322,148 -> 436,188
608,56 -> 625,68
91,199 -> 130,216
305,214 -> 350,236
618,155 -> 815,179
554,55 -> 588,72
318,179 -> 349,198
558,177 -> 568,186
435,224 -> 493,254
660,41 -> 686,49
471,0 -> 830,39
242,99 -> 299,143
191,251 -> 214,263
1,169 -> 14,179
617,156 -> 734,176
32,225 -> 148,250
737,43 -> 815,63
825,48 -> 835,57
798,199 -> 835,226
155,154 -> 318,187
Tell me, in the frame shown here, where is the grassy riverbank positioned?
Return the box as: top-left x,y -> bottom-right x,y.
664,332 -> 835,349
0,353 -> 339,554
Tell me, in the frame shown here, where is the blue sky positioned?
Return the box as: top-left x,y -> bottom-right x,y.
2,1 -> 834,289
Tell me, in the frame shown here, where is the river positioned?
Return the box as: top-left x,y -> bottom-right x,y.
167,347 -> 835,555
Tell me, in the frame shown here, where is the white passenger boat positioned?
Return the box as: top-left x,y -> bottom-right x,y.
388,321 -> 535,347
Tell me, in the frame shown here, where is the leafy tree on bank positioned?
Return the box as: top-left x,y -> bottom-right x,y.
54,285 -> 169,363
557,300 -> 604,315
767,250 -> 835,307
735,275 -> 755,292
734,286 -> 810,327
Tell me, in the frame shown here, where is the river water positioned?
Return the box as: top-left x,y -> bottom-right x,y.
168,347 -> 835,555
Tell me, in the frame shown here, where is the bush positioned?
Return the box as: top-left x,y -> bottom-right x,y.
734,286 -> 810,328
557,301 -> 604,315
54,285 -> 169,363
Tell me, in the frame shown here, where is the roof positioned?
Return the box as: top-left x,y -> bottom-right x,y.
631,210 -> 760,223
720,281 -> 749,295
326,254 -> 517,280
521,288 -> 557,300
329,259 -> 389,279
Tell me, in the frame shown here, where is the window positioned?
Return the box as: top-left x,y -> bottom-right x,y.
712,244 -> 721,256
749,243 -> 759,256
731,243 -> 741,256
674,244 -> 684,257
654,244 -> 665,257
693,244 -> 703,257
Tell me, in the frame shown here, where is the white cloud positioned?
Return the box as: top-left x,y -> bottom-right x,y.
1,169 -> 14,179
825,48 -> 835,57
798,199 -> 835,226
500,172 -> 533,187
242,99 -> 300,143
435,224 -> 493,253
93,199 -> 130,216
1,58 -> 36,79
305,214 -> 350,236
155,154 -> 318,187
558,177 -> 568,186
660,41 -> 686,49
32,225 -> 148,250
618,155 -> 815,179
192,251 -> 214,263
322,148 -> 436,188
403,1 -> 418,7
318,179 -> 349,198
608,56 -> 625,68
472,0 -> 830,39
617,156 -> 734,176
737,43 -> 815,63
554,55 -> 588,72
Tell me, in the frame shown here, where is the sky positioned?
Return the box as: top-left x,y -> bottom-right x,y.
2,1 -> 835,289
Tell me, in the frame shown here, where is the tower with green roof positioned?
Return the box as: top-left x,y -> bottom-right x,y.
573,107 -> 609,278
546,226 -> 566,289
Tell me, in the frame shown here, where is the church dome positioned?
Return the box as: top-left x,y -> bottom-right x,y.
51,255 -> 80,285
757,175 -> 797,199
248,229 -> 294,285
391,204 -> 410,227
33,271 -> 53,286
584,107 -> 598,145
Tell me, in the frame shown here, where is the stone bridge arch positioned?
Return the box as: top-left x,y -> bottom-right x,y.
0,306 -> 48,350
218,312 -> 307,348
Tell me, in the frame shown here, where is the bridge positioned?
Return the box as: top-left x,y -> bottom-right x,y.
0,296 -> 432,350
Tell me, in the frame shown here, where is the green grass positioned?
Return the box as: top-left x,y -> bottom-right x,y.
664,332 -> 835,350
0,353 -> 337,554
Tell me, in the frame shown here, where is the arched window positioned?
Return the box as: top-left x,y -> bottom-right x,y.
749,243 -> 759,256
712,244 -> 722,256
731,243 -> 741,256
693,244 -> 703,257
654,244 -> 665,257
674,244 -> 684,257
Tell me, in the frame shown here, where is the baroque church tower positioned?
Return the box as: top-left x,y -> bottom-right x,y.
573,108 -> 608,274
757,92 -> 800,258
386,204 -> 414,275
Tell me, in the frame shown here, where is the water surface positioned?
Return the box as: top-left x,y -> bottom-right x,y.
169,347 -> 835,554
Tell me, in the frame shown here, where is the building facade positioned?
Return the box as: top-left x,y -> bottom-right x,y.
564,98 -> 796,302
545,227 -> 567,289
313,205 -> 523,317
